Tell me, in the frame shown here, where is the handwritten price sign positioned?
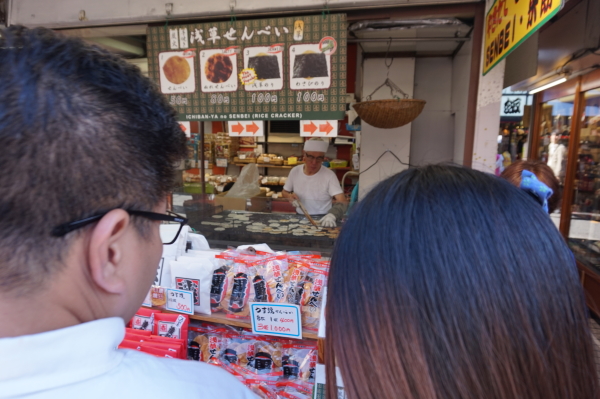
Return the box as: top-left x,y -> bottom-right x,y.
166,288 -> 194,315
250,302 -> 302,339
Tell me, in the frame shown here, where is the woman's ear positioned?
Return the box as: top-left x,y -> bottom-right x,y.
86,209 -> 131,294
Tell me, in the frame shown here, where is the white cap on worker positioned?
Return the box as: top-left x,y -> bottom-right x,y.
304,138 -> 329,153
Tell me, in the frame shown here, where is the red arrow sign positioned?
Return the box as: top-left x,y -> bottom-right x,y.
319,121 -> 334,134
303,121 -> 317,135
231,122 -> 244,134
246,121 -> 260,135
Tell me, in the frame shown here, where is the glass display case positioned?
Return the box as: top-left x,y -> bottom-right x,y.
536,96 -> 574,186
568,89 -> 600,274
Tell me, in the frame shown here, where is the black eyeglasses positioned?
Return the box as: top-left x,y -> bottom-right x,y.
304,154 -> 325,162
51,209 -> 189,245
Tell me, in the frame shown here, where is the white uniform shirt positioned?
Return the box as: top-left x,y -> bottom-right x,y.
283,165 -> 343,215
0,317 -> 257,399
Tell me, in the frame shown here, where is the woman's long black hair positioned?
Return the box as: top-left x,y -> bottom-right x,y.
326,164 -> 597,399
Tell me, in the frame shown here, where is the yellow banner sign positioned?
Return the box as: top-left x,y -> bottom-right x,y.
484,0 -> 563,75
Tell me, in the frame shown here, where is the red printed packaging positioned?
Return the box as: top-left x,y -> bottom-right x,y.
222,259 -> 254,319
153,313 -> 189,343
282,342 -> 318,382
246,378 -> 279,399
301,266 -> 328,331
124,332 -> 149,343
118,340 -> 142,351
140,341 -> 183,359
140,345 -> 176,359
125,327 -> 151,336
131,308 -> 161,332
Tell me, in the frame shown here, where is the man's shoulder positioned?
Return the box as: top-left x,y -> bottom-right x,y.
318,166 -> 338,178
288,165 -> 304,177
111,350 -> 254,397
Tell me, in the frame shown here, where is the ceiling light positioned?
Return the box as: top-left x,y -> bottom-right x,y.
529,77 -> 567,94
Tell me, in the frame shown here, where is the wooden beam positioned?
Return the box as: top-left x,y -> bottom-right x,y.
462,2 -> 484,167
528,93 -> 543,160
346,2 -> 479,21
559,77 -> 583,238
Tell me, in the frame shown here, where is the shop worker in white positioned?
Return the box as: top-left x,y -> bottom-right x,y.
0,26 -> 255,399
282,138 -> 348,227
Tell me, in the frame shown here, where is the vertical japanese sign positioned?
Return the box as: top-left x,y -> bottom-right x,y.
483,0 -> 563,75
147,14 -> 347,121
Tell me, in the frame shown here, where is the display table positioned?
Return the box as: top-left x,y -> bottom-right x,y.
194,211 -> 339,253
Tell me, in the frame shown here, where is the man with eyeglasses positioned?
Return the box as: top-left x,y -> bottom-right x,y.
0,26 -> 255,399
282,138 -> 348,227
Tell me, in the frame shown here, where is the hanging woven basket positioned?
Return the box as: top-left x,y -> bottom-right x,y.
353,98 -> 426,129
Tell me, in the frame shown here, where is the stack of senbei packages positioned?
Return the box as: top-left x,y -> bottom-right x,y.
121,308 -> 190,360
188,320 -> 318,399
210,248 -> 329,333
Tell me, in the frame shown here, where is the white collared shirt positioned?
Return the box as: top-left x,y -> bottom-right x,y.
0,317 -> 257,399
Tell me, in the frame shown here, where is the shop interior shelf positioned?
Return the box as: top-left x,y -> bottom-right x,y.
236,163 -> 294,169
148,307 -> 319,340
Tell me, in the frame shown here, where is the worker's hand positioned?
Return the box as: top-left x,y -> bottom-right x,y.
319,213 -> 337,228
287,193 -> 299,208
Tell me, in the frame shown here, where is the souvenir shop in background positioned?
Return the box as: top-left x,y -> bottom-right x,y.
502,0 -> 600,314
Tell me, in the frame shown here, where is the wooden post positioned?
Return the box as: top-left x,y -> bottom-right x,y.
462,2 -> 485,167
200,121 -> 206,195
559,77 -> 583,238
528,93 -> 543,160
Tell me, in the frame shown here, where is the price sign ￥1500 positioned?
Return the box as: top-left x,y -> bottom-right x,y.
250,303 -> 302,339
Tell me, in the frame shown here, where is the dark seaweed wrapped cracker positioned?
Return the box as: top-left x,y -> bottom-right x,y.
293,53 -> 328,78
248,55 -> 280,80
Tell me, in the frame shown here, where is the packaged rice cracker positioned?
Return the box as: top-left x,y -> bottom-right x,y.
278,381 -> 313,399
281,341 -> 318,382
244,335 -> 284,376
223,259 -> 254,319
131,307 -> 161,332
284,262 -> 310,306
246,378 -> 279,399
170,257 -> 215,315
154,313 -> 189,343
220,332 -> 252,367
188,324 -> 227,363
300,266 -> 328,331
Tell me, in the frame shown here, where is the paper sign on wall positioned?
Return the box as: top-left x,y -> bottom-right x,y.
166,288 -> 194,315
228,120 -> 265,136
300,120 -> 338,137
250,302 -> 302,339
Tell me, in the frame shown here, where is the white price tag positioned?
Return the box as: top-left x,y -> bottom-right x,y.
216,158 -> 228,168
204,160 -> 209,169
166,288 -> 194,315
250,302 -> 302,339
142,289 -> 152,308
239,154 -> 247,160
263,157 -> 271,163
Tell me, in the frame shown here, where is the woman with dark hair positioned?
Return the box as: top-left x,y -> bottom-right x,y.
325,165 -> 597,399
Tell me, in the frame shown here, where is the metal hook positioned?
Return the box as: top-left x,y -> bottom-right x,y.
164,3 -> 173,29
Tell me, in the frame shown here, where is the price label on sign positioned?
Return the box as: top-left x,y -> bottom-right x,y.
166,288 -> 194,315
141,289 -> 152,308
250,302 -> 302,339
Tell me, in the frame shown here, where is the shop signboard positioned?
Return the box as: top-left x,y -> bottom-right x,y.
483,0 -> 563,75
500,94 -> 527,117
147,14 -> 347,121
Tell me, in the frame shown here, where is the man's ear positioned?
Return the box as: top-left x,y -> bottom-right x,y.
87,209 -> 131,294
